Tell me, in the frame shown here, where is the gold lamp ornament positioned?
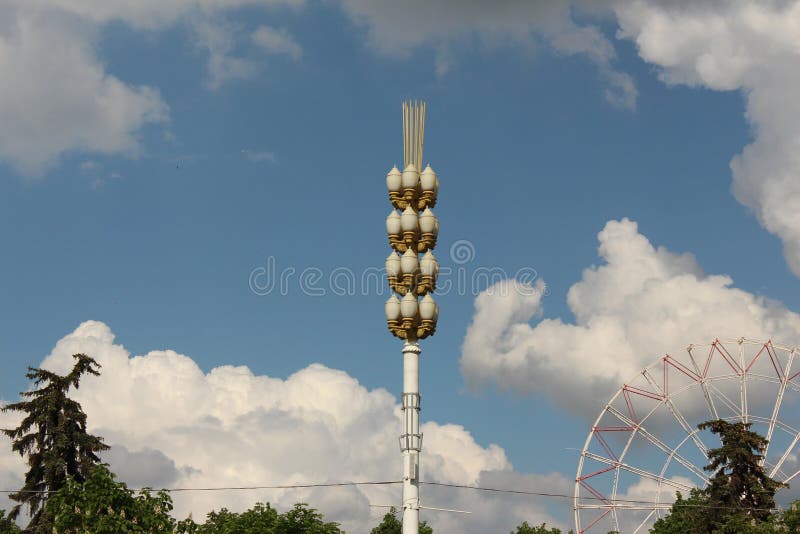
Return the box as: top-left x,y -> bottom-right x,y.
384,100 -> 439,340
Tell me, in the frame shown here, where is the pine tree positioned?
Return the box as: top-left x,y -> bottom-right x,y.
652,419 -> 785,533
0,510 -> 21,533
1,354 -> 108,530
699,419 -> 784,525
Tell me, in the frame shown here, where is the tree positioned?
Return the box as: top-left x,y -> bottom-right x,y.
369,508 -> 433,534
650,490 -> 711,534
700,420 -> 783,524
38,463 -> 175,533
651,419 -> 785,533
1,354 -> 109,528
179,502 -> 343,533
780,500 -> 800,532
511,521 -> 570,533
0,510 -> 20,533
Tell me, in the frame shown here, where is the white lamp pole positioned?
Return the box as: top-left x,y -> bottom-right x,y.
384,101 -> 440,534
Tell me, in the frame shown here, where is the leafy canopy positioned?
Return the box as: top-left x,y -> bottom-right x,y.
177,502 -> 343,533
38,463 -> 176,533
370,508 -> 432,534
511,521 -> 573,533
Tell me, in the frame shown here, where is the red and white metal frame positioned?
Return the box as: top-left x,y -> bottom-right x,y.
574,338 -> 800,534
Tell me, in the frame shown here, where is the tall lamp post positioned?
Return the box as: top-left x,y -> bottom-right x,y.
384,101 -> 440,534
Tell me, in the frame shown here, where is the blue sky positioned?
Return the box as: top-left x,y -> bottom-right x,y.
4,2 -> 800,532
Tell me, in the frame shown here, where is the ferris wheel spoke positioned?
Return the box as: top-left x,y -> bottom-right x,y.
770,430 -> 800,479
606,406 -> 709,483
763,378 -> 789,467
641,368 -> 710,457
580,507 -> 612,533
782,466 -> 800,484
583,452 -> 695,493
764,349 -> 797,467
705,381 -> 741,417
688,348 -> 720,420
740,343 -> 749,424
633,509 -> 659,534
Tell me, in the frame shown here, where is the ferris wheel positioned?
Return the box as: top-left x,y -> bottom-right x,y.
573,339 -> 800,533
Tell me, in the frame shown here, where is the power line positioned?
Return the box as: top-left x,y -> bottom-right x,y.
162,481 -> 402,493
420,481 -> 780,512
0,479 -> 784,512
0,480 -> 402,495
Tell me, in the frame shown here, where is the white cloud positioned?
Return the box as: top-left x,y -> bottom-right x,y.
0,6 -> 168,175
461,218 -> 800,415
192,18 -> 260,90
0,0 -> 305,174
337,0 -> 636,107
0,321 -> 569,532
0,410 -> 23,516
612,0 -> 800,275
252,26 -> 302,60
334,0 -> 800,275
79,160 -> 100,173
193,21 -> 304,90
17,0 -> 305,29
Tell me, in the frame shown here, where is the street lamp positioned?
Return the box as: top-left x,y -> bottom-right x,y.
384,101 -> 440,534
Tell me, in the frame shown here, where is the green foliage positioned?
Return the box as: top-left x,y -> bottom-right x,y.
700,420 -> 784,524
1,354 -> 108,528
650,490 -> 711,534
511,521 -> 571,533
780,501 -> 800,531
0,510 -> 21,533
38,463 -> 175,533
178,502 -> 343,533
369,509 -> 401,534
177,502 -> 278,533
651,420 -> 785,534
369,508 -> 432,534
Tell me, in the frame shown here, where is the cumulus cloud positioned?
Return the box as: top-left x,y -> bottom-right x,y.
0,6 -> 168,174
252,26 -> 303,60
0,0 -> 304,173
461,218 -> 800,415
612,0 -> 800,275
335,0 -> 800,276
0,410 -> 23,516
16,0 -> 304,29
192,18 -> 260,90
101,445 -> 187,489
0,321 -> 568,532
337,0 -> 637,108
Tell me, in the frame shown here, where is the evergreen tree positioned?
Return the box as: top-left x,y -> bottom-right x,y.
0,510 -> 21,533
1,354 -> 108,528
651,419 -> 785,533
700,420 -> 784,525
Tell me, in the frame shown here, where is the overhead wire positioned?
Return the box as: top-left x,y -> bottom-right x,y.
0,479 -> 786,512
